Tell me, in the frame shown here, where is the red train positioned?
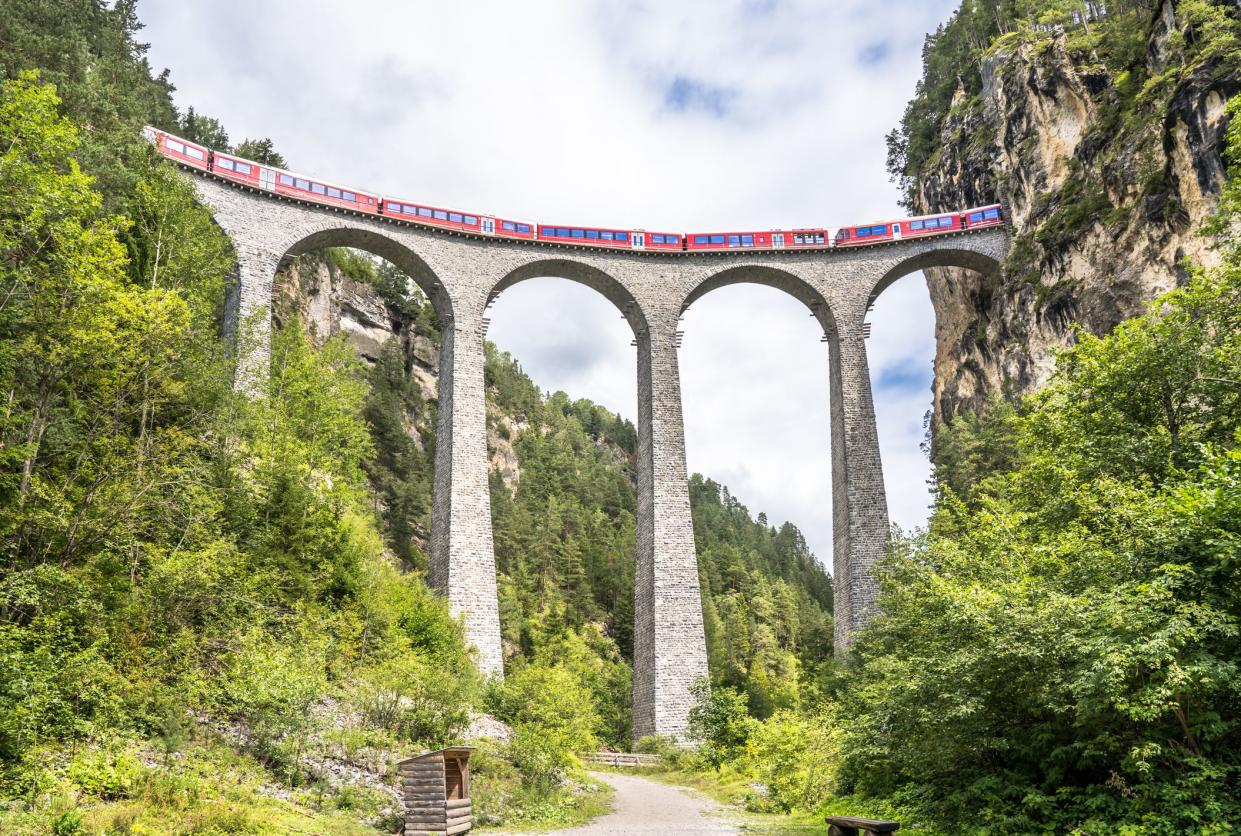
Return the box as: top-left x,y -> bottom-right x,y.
145,126 -> 1004,252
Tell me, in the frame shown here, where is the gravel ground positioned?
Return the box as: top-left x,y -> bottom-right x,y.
504,771 -> 739,835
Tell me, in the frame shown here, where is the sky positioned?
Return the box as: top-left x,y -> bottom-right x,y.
138,0 -> 962,566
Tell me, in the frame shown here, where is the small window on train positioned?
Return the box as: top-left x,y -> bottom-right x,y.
984,208 -> 999,218
615,232 -> 629,241
327,187 -> 341,198
815,234 -> 825,243
218,158 -> 234,170
650,235 -> 662,244
187,147 -> 205,159
571,229 -> 585,238
910,220 -> 924,230
166,139 -> 185,153
794,234 -> 805,245
694,235 -> 708,245
502,221 -> 516,231
430,210 -> 445,220
418,207 -> 433,217
517,224 -> 531,233
465,215 -> 478,225
295,178 -> 310,190
311,182 -> 326,194
710,234 -> 725,244
726,235 -> 739,247
449,212 -> 463,223
969,212 -> 983,223
856,228 -> 870,237
742,234 -> 754,246
602,231 -> 614,240
669,235 -> 679,245
279,173 -> 294,186
586,230 -> 600,239
342,192 -> 356,202
235,161 -> 251,174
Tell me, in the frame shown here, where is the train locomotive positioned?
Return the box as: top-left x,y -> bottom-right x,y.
146,126 -> 1004,253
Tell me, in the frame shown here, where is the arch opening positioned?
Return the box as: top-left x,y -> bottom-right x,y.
482,266 -> 645,748
678,274 -> 836,715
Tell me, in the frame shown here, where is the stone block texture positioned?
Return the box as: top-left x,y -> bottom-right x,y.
190,172 -> 1008,740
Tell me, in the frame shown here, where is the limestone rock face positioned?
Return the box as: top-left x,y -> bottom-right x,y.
914,1 -> 1238,424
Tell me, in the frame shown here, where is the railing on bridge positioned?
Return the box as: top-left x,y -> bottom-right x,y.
580,751 -> 662,768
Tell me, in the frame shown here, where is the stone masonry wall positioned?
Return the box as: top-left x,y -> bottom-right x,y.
191,171 -> 1008,741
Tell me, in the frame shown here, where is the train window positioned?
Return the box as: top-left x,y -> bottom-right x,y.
571,229 -> 585,238
165,138 -> 185,153
449,212 -> 463,223
694,235 -> 708,245
984,208 -> 999,218
794,234 -> 805,245
186,147 -> 205,159
857,228 -> 871,237
553,228 -> 567,237
311,182 -> 326,194
910,220 -> 923,230
615,232 -> 629,241
418,207 -> 432,217
217,158 -> 233,170
669,235 -> 679,245
327,187 -> 341,198
727,235 -> 740,247
342,191 -> 356,202
465,215 -> 478,225
710,234 -> 724,244
516,224 -> 530,233
586,230 -> 600,239
815,233 -> 825,243
295,178 -> 310,190
431,210 -> 446,220
742,234 -> 754,246
601,231 -> 614,240
279,173 -> 294,186
650,235 -> 662,244
969,212 -> 983,223
235,161 -> 252,175
502,221 -> 516,231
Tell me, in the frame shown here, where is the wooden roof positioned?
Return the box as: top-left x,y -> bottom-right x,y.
397,746 -> 474,766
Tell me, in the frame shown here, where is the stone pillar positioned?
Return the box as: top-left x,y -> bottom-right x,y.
223,246 -> 280,394
633,318 -> 710,743
829,318 -> 890,653
429,309 -> 504,677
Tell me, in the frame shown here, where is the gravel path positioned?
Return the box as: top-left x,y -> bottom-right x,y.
505,771 -> 739,835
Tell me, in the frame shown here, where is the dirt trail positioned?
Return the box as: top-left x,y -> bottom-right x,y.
504,770 -> 738,835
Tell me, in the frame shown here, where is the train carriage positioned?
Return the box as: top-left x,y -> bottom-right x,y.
494,218 -> 537,240
963,204 -> 1003,228
274,170 -> 378,214
684,228 -> 829,251
149,128 -> 210,171
537,224 -> 638,250
893,212 -> 961,238
835,220 -> 896,247
382,199 -> 481,232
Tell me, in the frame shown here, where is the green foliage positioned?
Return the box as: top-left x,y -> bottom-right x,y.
688,680 -> 757,769
493,662 -> 600,789
833,153 -> 1241,830
232,137 -> 287,168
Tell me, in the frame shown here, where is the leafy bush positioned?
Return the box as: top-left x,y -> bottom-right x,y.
687,680 -> 757,770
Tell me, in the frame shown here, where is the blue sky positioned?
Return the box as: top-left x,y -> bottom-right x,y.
139,0 -> 964,564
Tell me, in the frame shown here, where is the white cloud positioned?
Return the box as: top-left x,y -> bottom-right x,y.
139,0 -> 962,565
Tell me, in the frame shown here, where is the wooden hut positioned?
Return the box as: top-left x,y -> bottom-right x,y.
398,746 -> 473,836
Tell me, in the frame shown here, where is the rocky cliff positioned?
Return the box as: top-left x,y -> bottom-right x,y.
897,0 -> 1240,426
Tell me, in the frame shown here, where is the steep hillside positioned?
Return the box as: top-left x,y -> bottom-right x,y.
273,251 -> 836,735
887,0 -> 1241,427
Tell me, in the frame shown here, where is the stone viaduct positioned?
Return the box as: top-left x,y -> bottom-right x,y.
189,171 -> 1007,742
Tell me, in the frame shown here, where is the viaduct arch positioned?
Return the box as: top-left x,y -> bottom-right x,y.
191,171 -> 1007,741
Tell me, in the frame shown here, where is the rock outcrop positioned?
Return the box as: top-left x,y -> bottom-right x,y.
911,0 -> 1239,424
